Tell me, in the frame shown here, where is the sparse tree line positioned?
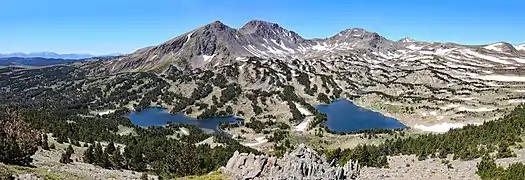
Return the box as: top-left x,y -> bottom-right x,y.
0,105 -> 258,179
323,104 -> 525,171
476,155 -> 525,179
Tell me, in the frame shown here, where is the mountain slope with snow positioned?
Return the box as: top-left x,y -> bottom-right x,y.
516,44 -> 525,51
105,20 -> 407,73
4,20 -> 525,133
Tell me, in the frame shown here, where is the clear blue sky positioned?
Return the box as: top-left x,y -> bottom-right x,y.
1,0 -> 524,55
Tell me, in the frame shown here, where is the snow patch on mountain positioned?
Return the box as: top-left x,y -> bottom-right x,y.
477,75 -> 525,82
461,49 -> 513,65
414,122 -> 482,133
457,106 -> 495,112
406,44 -> 423,50
185,32 -> 193,45
483,42 -> 505,51
202,54 -> 217,62
312,43 -> 329,51
516,44 -> 525,51
400,37 -> 415,43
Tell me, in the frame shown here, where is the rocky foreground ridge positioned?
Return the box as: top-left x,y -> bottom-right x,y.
220,143 -> 360,179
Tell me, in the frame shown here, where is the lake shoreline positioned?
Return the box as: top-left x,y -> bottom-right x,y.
316,98 -> 407,133
125,107 -> 243,134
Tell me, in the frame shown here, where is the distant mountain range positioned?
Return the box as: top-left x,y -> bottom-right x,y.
0,52 -> 124,60
0,53 -> 124,67
0,52 -> 95,60
0,57 -> 78,66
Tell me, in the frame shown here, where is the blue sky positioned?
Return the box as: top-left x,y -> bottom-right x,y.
1,0 -> 524,55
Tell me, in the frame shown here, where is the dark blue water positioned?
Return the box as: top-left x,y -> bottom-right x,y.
126,108 -> 241,133
317,99 -> 406,133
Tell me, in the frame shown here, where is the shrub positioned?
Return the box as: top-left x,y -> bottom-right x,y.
0,109 -> 41,166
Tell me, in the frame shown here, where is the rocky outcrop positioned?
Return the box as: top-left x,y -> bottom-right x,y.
220,144 -> 359,180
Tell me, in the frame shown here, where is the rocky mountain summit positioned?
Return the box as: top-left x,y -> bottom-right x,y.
220,143 -> 360,179
105,20 -> 406,73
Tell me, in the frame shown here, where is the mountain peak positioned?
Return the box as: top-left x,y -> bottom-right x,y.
211,20 -> 224,25
239,20 -> 282,35
483,42 -> 517,53
238,20 -> 304,44
336,28 -> 378,38
203,20 -> 231,30
399,37 -> 416,43
244,20 -> 278,27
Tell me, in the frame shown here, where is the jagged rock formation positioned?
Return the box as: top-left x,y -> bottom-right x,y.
220,144 -> 360,179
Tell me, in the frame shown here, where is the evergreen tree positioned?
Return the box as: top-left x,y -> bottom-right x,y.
60,144 -> 74,164
125,145 -> 146,171
477,156 -> 499,179
93,142 -> 104,166
56,134 -> 68,144
140,173 -> 148,180
65,144 -> 74,156
99,149 -> 110,168
59,151 -> 72,164
0,110 -> 41,166
83,144 -> 94,164
111,146 -> 124,169
497,143 -> 516,158
106,142 -> 116,155
41,134 -> 49,150
72,140 -> 81,147
49,143 -> 55,149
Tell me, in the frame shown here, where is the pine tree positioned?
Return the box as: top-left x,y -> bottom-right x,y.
65,145 -> 74,156
106,142 -> 116,155
60,144 -> 75,164
140,173 -> 148,180
59,152 -> 71,164
41,134 -> 49,150
497,143 -> 516,158
0,110 -> 41,166
72,140 -> 81,147
111,146 -> 124,169
131,147 -> 146,171
59,150 -> 72,164
99,149 -> 110,168
83,144 -> 94,164
94,142 -> 104,166
56,134 -> 68,144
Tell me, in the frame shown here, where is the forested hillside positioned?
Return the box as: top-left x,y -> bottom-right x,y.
0,106 -> 257,179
